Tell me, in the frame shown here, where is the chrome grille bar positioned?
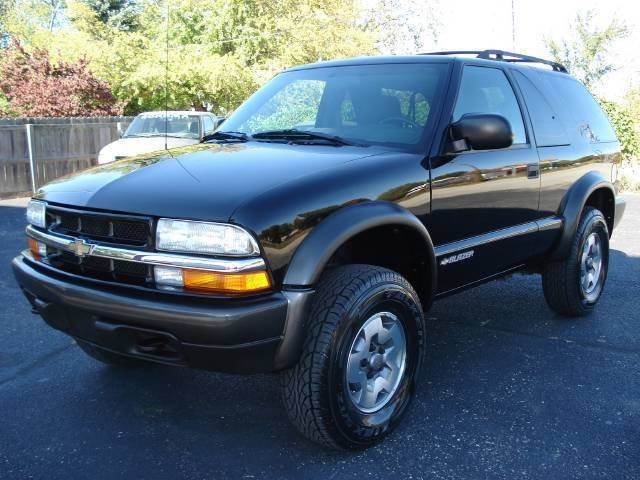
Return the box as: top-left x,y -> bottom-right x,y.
26,225 -> 265,273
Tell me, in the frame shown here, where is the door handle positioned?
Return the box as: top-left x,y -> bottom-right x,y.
527,164 -> 540,179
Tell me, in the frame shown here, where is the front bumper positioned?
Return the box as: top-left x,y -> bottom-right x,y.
12,254 -> 311,373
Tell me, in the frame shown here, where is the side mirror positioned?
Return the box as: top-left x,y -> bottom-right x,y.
448,114 -> 513,153
214,117 -> 226,130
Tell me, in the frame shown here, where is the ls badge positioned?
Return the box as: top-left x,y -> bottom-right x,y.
440,250 -> 474,266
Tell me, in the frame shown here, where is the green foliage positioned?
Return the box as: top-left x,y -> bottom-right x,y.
545,9 -> 628,89
81,0 -> 139,31
599,98 -> 640,162
242,79 -> 324,133
0,91 -> 15,116
2,0 -> 378,115
625,87 -> 640,126
360,0 -> 441,54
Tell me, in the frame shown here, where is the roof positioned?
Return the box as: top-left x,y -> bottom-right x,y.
285,51 -> 567,75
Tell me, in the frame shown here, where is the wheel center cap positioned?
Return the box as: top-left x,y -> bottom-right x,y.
370,354 -> 384,371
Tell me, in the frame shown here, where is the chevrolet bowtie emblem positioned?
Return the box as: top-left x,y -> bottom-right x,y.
69,239 -> 94,258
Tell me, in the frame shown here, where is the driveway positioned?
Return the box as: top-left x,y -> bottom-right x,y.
0,195 -> 638,479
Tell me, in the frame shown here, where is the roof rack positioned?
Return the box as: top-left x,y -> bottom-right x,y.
421,49 -> 568,73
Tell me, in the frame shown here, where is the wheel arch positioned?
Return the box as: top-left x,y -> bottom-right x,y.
551,171 -> 615,261
274,201 -> 437,370
283,201 -> 437,300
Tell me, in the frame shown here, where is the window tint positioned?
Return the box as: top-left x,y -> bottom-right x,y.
338,88 -> 432,129
543,74 -> 616,143
242,79 -> 325,133
453,66 -> 527,145
512,70 -> 569,147
224,63 -> 448,150
202,116 -> 215,135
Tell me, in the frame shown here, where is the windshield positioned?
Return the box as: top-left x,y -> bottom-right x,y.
221,63 -> 449,150
124,113 -> 201,139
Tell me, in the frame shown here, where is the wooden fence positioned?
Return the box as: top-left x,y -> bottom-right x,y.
0,116 -> 133,198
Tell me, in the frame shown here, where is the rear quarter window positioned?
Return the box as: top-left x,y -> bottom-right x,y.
513,70 -> 570,147
542,73 -> 617,143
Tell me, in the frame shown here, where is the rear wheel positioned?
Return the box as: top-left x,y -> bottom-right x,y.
76,340 -> 147,367
281,264 -> 426,450
542,206 -> 609,317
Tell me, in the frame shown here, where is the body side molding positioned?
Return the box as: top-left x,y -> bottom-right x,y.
434,216 -> 563,258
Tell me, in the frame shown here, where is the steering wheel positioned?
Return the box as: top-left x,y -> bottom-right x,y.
379,116 -> 421,129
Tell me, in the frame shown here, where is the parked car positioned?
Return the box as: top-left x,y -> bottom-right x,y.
14,50 -> 626,450
97,111 -> 221,164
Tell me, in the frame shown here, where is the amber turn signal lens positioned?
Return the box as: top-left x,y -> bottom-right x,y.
28,238 -> 41,260
183,269 -> 271,294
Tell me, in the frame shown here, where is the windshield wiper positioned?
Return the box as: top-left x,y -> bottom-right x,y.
202,131 -> 249,143
252,129 -> 363,146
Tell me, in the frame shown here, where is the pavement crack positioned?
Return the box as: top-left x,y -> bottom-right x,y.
0,342 -> 75,388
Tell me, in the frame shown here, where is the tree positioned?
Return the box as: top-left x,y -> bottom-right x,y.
545,10 -> 628,89
1,0 -> 379,115
71,0 -> 377,114
599,99 -> 639,162
360,0 -> 441,54
625,86 -> 640,126
0,0 -> 16,32
81,0 -> 140,31
0,40 -> 123,116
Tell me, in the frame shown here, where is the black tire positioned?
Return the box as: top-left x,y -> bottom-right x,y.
76,340 -> 147,367
281,264 -> 426,450
542,206 -> 609,317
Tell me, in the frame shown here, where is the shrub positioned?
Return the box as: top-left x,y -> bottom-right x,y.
0,39 -> 123,117
599,98 -> 640,162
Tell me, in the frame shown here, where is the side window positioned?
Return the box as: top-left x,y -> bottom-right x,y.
453,66 -> 527,145
202,116 -> 215,135
543,74 -> 616,143
512,70 -> 569,147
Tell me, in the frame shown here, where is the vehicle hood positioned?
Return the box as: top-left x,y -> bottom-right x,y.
37,142 -> 386,222
99,137 -> 198,162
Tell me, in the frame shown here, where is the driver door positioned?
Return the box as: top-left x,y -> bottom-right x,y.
428,64 -> 541,294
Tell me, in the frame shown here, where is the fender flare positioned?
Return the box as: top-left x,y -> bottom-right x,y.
274,201 -> 437,370
550,171 -> 615,260
283,201 -> 437,291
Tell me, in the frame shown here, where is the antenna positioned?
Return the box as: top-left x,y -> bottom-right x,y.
511,0 -> 516,50
164,0 -> 170,151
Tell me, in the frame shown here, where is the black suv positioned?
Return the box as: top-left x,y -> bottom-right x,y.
13,50 -> 626,450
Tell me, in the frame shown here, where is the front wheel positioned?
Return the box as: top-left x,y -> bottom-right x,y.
281,265 -> 426,450
542,206 -> 610,317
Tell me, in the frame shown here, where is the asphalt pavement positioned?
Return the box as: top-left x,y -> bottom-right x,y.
0,195 -> 638,479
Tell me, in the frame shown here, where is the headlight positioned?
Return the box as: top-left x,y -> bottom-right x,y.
156,219 -> 259,256
26,200 -> 46,228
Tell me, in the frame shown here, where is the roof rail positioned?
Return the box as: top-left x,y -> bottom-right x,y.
421,49 -> 568,73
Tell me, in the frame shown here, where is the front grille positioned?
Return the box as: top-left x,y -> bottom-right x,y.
46,206 -> 152,247
42,206 -> 154,287
47,248 -> 151,286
